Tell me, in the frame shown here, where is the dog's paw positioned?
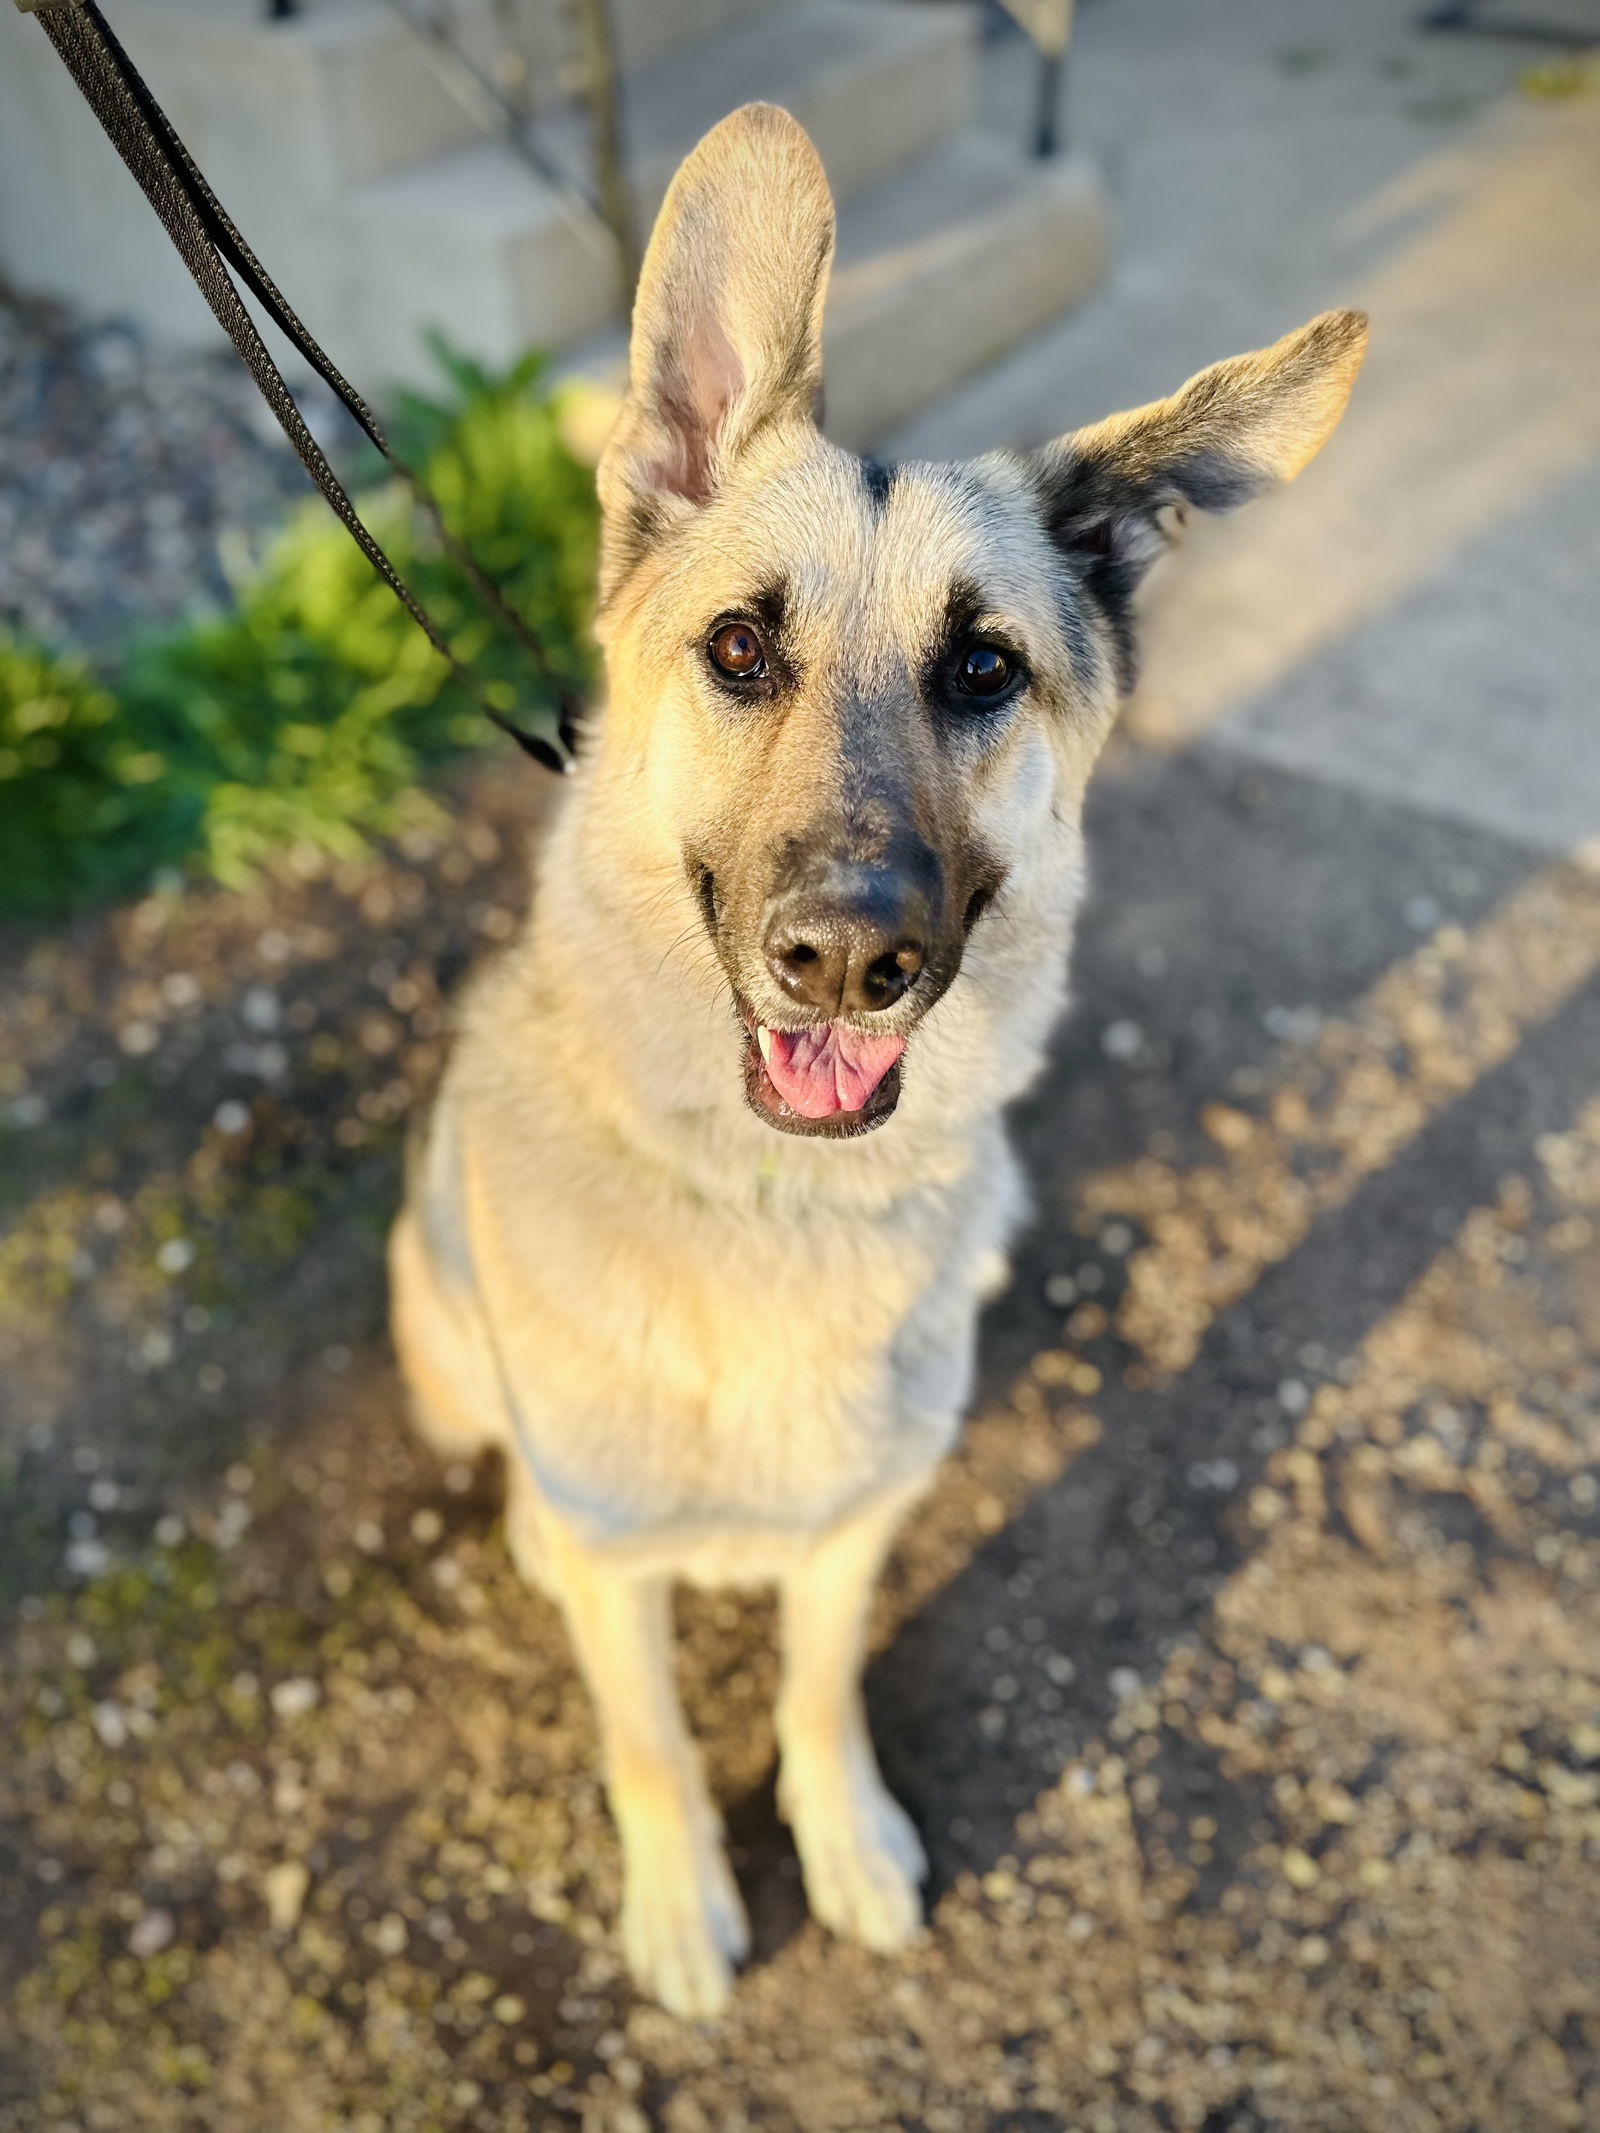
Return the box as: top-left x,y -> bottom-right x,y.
620,1822 -> 749,2020
787,1761 -> 927,1953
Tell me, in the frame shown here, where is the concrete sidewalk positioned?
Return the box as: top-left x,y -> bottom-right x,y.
895,0 -> 1600,859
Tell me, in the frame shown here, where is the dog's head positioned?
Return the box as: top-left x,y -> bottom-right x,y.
592,105 -> 1366,1138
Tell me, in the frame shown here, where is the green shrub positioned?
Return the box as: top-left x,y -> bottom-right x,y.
0,345 -> 600,913
0,637 -> 201,912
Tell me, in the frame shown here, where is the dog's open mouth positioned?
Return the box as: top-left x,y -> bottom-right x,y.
739,1008 -> 905,1137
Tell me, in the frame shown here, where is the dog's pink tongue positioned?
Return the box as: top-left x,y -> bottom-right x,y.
763,1023 -> 906,1119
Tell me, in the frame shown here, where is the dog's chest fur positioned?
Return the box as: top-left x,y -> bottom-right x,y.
407,780 -> 1082,1578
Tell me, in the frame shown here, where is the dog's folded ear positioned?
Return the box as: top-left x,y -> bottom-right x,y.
597,103 -> 835,601
1030,309 -> 1369,594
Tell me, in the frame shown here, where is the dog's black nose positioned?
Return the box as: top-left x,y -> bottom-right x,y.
763,868 -> 928,1015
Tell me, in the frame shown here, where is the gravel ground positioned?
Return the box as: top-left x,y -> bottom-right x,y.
0,738 -> 1595,2132
0,290 -> 320,653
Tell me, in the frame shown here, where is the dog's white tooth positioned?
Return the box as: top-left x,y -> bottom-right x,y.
757,1026 -> 773,1064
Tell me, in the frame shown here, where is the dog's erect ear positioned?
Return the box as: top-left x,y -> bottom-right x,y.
596,103 -> 834,598
1030,309 -> 1368,637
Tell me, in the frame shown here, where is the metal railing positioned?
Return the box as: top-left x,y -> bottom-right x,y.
991,0 -> 1078,157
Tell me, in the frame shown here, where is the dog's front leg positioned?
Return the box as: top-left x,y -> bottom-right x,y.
776,1482 -> 929,1952
543,1525 -> 749,2018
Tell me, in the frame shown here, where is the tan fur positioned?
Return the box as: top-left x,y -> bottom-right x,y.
1068,308 -> 1371,489
390,105 -> 1366,2017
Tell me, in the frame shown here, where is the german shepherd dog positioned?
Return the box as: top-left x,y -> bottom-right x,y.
390,104 -> 1366,2016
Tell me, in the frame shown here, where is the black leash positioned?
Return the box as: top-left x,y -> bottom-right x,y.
16,0 -> 579,774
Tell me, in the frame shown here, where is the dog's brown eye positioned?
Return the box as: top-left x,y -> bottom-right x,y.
958,643 -> 1014,697
708,622 -> 766,680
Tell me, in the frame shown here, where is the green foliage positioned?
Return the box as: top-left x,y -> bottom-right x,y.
0,638 -> 193,912
0,344 -> 599,913
1519,54 -> 1600,99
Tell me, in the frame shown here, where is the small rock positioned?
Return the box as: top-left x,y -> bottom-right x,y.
92,1702 -> 128,1749
1281,1847 -> 1320,1889
216,1502 -> 253,1553
240,985 -> 281,1034
129,1908 -> 175,1958
270,1677 -> 320,1720
261,1860 -> 310,1933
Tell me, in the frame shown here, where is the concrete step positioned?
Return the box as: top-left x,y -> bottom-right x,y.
344,0 -> 978,387
343,139 -> 620,387
825,134 -> 1108,449
540,0 -> 975,227
6,0 -> 1084,443
47,1 -> 463,197
549,0 -> 788,82
288,0 -> 784,78
320,0 -> 788,143
0,0 -> 448,337
554,135 -> 1108,455
95,0 -> 785,193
